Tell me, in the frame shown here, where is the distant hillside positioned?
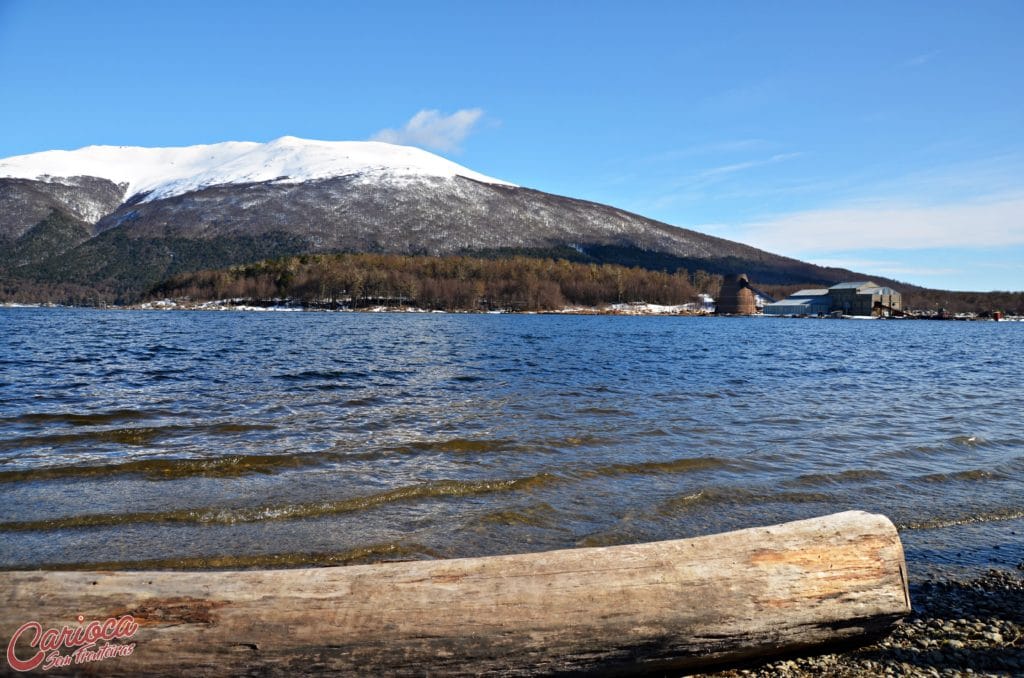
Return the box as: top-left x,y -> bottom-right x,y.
0,137 -> 889,304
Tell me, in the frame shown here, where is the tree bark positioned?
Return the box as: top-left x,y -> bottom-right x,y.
0,510 -> 910,676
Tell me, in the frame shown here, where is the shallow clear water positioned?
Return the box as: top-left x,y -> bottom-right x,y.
1,308 -> 1021,578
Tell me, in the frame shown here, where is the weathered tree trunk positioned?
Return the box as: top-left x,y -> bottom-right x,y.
0,511 -> 910,676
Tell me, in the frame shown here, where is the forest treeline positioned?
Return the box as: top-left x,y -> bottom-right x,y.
6,249 -> 1020,314
149,253 -> 719,311
896,288 -> 1024,316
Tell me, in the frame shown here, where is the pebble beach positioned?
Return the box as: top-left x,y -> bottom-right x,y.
710,565 -> 1024,677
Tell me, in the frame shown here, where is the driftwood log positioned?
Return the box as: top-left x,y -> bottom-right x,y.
0,510 -> 910,676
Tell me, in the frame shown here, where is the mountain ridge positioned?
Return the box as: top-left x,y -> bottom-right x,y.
0,137 -> 906,303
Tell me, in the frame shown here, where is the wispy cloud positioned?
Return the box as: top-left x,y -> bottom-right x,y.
685,156 -> 1024,289
371,108 -> 484,153
698,80 -> 776,112
638,151 -> 807,212
638,139 -> 773,165
727,191 -> 1024,254
704,139 -> 772,154
807,258 -> 960,278
900,51 -> 939,68
695,152 -> 803,179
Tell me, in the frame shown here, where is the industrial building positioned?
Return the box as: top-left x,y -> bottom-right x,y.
763,281 -> 902,317
715,274 -> 758,314
762,288 -> 832,316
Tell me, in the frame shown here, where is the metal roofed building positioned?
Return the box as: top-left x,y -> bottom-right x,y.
826,281 -> 901,316
764,281 -> 902,317
762,289 -> 831,316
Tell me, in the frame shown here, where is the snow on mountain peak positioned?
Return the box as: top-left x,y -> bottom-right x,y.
0,137 -> 515,202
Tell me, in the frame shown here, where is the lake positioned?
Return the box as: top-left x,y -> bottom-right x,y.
1,308 -> 1021,579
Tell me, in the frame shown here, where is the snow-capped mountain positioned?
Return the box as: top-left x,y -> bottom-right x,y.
0,136 -> 514,204
0,137 -> 850,301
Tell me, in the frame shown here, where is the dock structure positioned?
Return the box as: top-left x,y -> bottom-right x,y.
0,511 -> 910,676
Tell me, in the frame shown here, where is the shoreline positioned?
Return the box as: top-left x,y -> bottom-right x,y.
3,301 -> 1019,321
709,565 -> 1024,677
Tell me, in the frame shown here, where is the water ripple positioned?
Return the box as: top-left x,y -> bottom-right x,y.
1,308 -> 1021,572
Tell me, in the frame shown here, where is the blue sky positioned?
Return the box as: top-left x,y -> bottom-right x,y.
1,1 -> 1021,291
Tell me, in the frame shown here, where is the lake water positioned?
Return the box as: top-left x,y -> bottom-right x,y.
1,308 -> 1021,579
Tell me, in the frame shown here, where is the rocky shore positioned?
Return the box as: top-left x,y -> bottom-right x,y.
709,565 -> 1024,677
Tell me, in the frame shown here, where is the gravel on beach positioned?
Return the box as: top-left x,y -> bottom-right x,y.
706,564 -> 1024,678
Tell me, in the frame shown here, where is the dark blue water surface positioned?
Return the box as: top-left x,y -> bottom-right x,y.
0,308 -> 1021,578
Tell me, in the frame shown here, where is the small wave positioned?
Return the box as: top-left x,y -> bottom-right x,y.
574,406 -> 632,416
341,396 -> 385,407
890,444 -> 945,458
0,452 -> 320,484
949,435 -> 990,448
754,416 -> 805,426
451,375 -> 486,383
657,486 -> 833,515
205,423 -> 276,434
577,532 -> 634,548
0,422 -> 276,454
0,426 -> 166,452
898,508 -> 1024,531
473,502 -> 557,528
6,542 -> 444,571
313,382 -> 361,391
535,433 -> 618,449
0,474 -> 563,531
786,468 -> 889,487
888,434 -> 995,459
578,455 -> 732,479
395,438 -> 520,455
276,369 -> 370,382
143,343 -> 188,355
918,469 -> 1007,484
147,368 -> 184,381
0,408 -> 173,427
